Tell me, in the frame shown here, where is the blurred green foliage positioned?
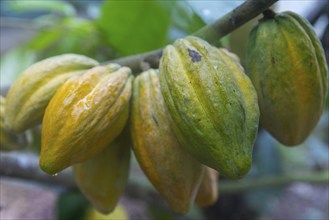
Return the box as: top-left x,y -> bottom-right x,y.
57,190 -> 89,220
8,0 -> 76,17
98,1 -> 173,55
0,0 -> 205,87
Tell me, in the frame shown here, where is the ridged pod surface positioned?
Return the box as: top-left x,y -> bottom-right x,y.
130,69 -> 204,213
159,36 -> 259,179
40,64 -> 133,174
195,167 -> 219,207
5,54 -> 99,132
246,11 -> 328,146
73,133 -> 130,214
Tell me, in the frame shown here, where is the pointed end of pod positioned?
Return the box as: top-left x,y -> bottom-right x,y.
91,203 -> 116,215
169,201 -> 192,215
85,205 -> 128,220
195,193 -> 218,207
272,131 -> 308,147
219,155 -> 252,180
39,154 -> 66,175
231,164 -> 251,180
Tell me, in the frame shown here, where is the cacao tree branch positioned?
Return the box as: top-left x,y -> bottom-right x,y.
192,0 -> 277,44
220,172 -> 329,193
1,152 -> 328,194
0,151 -> 76,188
0,17 -> 43,30
106,0 -> 279,73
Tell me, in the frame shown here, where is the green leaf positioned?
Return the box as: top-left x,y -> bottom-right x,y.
26,17 -> 112,61
8,0 -> 76,17
169,1 -> 205,40
98,0 -> 174,55
28,27 -> 62,51
0,46 -> 37,88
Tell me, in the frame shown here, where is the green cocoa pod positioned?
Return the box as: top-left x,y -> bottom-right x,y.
159,36 -> 259,179
246,11 -> 328,146
131,69 -> 204,213
73,132 -> 130,214
5,54 -> 99,132
40,64 -> 133,174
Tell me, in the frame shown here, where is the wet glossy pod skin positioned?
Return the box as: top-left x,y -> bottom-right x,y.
73,133 -> 130,214
40,64 -> 133,174
195,167 -> 219,207
130,69 -> 204,213
246,11 -> 328,146
5,54 -> 99,132
159,36 -> 259,179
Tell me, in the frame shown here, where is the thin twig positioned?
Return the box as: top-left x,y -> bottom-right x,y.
0,152 -> 328,193
0,17 -> 50,30
0,151 -> 75,188
220,172 -> 329,193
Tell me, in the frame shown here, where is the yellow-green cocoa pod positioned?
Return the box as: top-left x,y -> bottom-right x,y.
84,204 -> 129,220
131,69 -> 204,214
159,36 -> 259,179
73,133 -> 130,214
195,167 -> 219,207
0,96 -> 26,151
40,64 -> 133,174
246,11 -> 328,146
5,54 -> 99,133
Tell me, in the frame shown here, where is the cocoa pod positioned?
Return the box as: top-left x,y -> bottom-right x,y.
0,96 -> 26,151
5,54 -> 99,132
84,204 -> 129,220
195,167 -> 219,207
40,64 -> 133,174
246,11 -> 328,146
73,133 -> 130,214
130,69 -> 204,213
159,36 -> 259,179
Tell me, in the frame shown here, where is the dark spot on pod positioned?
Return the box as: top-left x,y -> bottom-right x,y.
152,113 -> 159,126
188,48 -> 202,63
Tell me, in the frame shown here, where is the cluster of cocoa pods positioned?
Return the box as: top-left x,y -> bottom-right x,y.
2,10 -> 327,214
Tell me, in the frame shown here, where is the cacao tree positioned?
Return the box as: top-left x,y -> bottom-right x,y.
1,0 -> 328,219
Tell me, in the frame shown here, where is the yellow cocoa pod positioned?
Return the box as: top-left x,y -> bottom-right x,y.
130,69 -> 204,214
246,11 -> 328,146
74,133 -> 130,214
40,64 -> 133,174
5,54 -> 99,132
0,96 -> 26,151
84,204 -> 129,220
195,167 -> 219,207
159,36 -> 259,179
